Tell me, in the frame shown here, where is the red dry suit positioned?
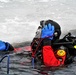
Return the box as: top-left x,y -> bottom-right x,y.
42,39 -> 66,67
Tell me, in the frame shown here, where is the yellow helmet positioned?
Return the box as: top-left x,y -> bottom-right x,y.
57,49 -> 66,57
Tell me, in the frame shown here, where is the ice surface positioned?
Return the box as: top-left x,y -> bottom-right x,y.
0,0 -> 75,44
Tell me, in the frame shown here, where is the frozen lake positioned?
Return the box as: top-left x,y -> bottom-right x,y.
0,0 -> 76,44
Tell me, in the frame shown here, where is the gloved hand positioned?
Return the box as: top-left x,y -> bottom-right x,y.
0,41 -> 6,50
0,41 -> 14,51
41,23 -> 55,40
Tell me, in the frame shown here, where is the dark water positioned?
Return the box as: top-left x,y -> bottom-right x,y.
0,42 -> 76,75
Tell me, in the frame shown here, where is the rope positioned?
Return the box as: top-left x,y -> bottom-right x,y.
0,55 -> 10,74
31,35 -> 54,68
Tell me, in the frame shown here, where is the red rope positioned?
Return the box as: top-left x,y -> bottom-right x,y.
31,38 -> 43,57
31,35 -> 54,58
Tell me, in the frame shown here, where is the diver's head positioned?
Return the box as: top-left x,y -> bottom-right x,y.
40,19 -> 61,40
